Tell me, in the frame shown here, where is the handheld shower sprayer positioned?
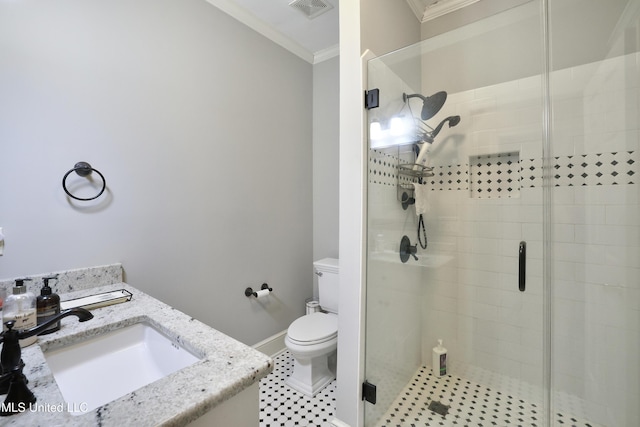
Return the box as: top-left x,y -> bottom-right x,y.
424,115 -> 461,142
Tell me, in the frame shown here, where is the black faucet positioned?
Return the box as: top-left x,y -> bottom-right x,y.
0,308 -> 93,416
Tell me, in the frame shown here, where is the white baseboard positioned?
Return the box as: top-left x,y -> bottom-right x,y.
330,418 -> 351,427
252,329 -> 287,358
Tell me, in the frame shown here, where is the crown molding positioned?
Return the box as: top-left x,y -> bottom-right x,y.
406,0 -> 428,21
205,0 -> 315,64
313,44 -> 340,64
406,0 -> 482,23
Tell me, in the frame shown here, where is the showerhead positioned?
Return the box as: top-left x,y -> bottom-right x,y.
403,91 -> 448,121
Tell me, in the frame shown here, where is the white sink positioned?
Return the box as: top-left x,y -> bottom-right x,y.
44,322 -> 202,414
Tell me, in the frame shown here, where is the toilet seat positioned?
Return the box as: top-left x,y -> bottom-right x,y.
287,312 -> 337,344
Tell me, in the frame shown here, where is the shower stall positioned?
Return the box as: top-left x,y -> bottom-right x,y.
364,1 -> 639,426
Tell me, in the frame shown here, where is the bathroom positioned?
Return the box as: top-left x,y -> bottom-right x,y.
1,0 -> 337,424
1,0 -> 639,427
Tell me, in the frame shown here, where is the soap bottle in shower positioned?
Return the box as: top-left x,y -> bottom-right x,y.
413,142 -> 430,171
3,278 -> 37,347
432,339 -> 447,376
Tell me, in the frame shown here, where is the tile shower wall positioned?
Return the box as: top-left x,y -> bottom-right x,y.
368,52 -> 639,426
548,53 -> 639,427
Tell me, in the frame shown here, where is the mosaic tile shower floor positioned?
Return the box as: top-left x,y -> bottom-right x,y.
373,367 -> 603,427
259,352 -> 602,427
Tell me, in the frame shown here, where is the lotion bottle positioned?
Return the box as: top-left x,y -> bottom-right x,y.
432,339 -> 447,376
37,275 -> 61,335
3,278 -> 37,347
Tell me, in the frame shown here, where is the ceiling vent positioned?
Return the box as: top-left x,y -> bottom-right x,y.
288,0 -> 334,20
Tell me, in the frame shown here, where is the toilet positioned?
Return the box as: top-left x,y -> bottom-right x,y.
285,258 -> 339,397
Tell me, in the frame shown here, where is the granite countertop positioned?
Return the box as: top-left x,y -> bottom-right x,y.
3,282 -> 273,427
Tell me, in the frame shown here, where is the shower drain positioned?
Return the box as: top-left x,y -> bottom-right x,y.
428,400 -> 450,416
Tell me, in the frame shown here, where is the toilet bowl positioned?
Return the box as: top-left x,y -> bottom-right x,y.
285,312 -> 338,397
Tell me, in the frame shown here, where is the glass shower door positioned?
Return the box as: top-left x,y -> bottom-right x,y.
363,1 -> 640,426
364,2 -> 548,425
547,1 -> 640,425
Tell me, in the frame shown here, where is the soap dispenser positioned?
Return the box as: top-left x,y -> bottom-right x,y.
432,339 -> 447,377
3,278 -> 37,347
37,275 -> 61,335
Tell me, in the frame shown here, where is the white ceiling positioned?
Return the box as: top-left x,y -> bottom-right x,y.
205,0 -> 340,64
204,0 -> 476,64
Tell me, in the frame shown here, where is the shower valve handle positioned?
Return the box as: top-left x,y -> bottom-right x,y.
399,235 -> 418,263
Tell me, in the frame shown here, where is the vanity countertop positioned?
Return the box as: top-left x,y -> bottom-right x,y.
3,282 -> 273,426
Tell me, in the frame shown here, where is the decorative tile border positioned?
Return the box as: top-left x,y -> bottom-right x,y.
520,157 -> 544,188
368,150 -> 638,197
550,151 -> 637,187
425,164 -> 469,192
369,149 -> 403,187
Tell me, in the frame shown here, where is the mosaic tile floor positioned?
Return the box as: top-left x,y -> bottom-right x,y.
259,351 -> 336,427
373,366 -> 603,427
260,352 -> 602,427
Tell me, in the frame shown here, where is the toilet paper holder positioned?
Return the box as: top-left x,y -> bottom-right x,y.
245,283 -> 273,297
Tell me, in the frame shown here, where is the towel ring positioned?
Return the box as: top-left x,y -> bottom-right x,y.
62,162 -> 106,201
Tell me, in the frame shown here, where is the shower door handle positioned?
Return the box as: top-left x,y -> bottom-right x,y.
518,241 -> 526,292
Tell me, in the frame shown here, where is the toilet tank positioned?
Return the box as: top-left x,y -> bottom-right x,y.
315,258 -> 339,314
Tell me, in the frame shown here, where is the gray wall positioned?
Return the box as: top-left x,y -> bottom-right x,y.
419,0 -> 635,94
420,0 -> 533,39
361,0 -> 421,56
0,0 -> 313,345
312,55 -> 339,274
312,55 -> 339,301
